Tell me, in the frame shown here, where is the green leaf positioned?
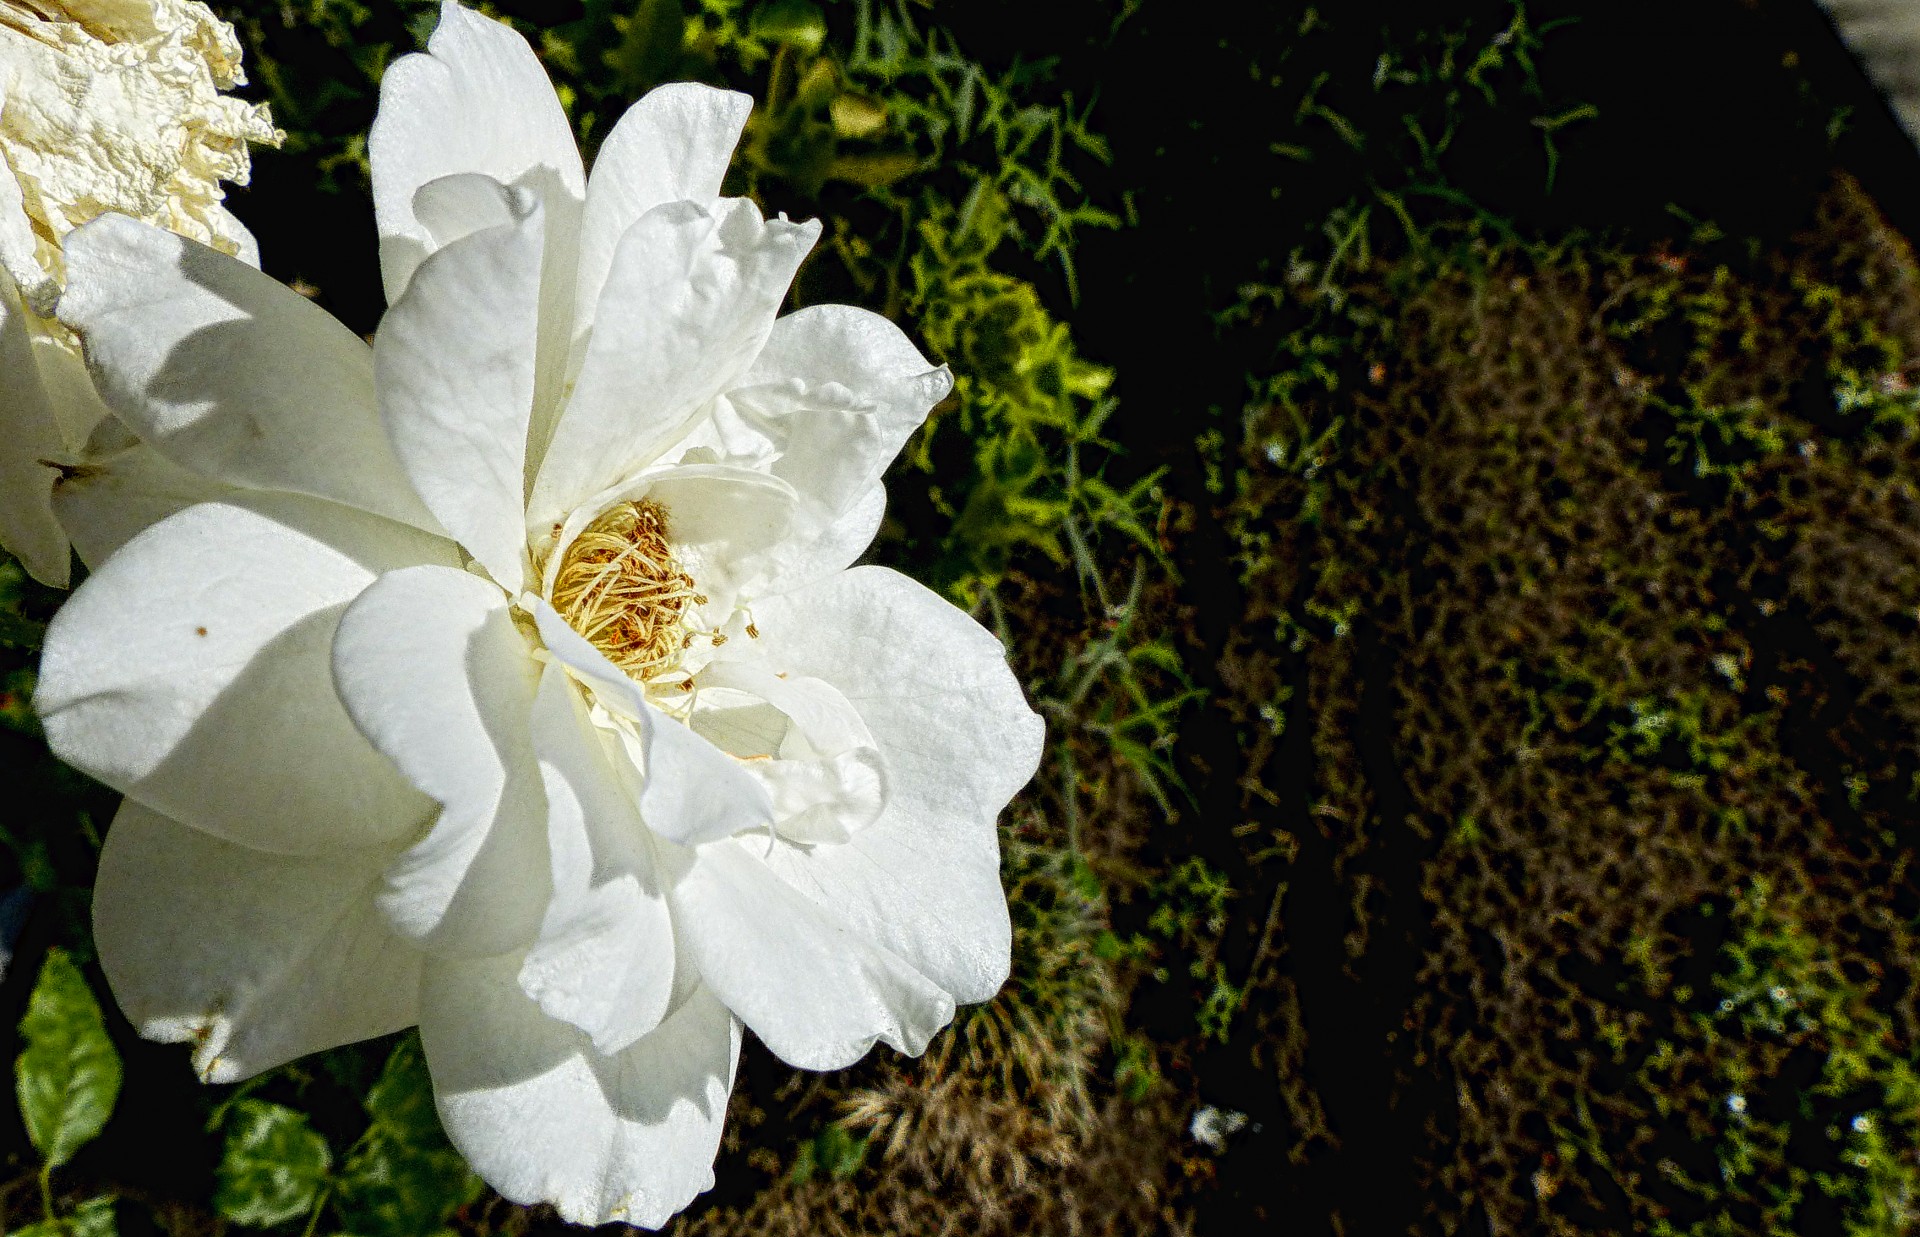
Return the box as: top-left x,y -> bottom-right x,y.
603,0 -> 686,94
15,949 -> 122,1170
334,1036 -> 479,1237
0,608 -> 46,650
215,1100 -> 333,1228
748,0 -> 824,52
788,1123 -> 867,1186
364,1035 -> 439,1134
67,1195 -> 118,1237
826,150 -> 922,189
787,1138 -> 817,1186
828,93 -> 887,139
1,1204 -> 107,1237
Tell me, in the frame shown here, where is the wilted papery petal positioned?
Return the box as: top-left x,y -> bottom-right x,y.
0,0 -> 280,583
0,0 -> 279,313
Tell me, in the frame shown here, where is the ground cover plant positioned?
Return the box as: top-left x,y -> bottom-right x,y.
3,0 -> 1920,1233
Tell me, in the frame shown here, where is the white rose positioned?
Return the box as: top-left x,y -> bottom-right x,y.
0,0 -> 280,585
35,1 -> 1042,1226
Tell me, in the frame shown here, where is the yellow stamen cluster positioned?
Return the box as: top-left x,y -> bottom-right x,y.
549,500 -> 704,682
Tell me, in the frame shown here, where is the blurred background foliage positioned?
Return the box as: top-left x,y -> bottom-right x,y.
5,0 -> 1920,1233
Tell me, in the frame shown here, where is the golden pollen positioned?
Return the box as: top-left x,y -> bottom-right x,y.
549,500 -> 699,682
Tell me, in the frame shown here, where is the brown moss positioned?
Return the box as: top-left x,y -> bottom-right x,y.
1207,173 -> 1920,1232
677,1090 -> 1192,1237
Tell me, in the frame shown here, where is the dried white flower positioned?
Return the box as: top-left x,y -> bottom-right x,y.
0,0 -> 279,585
0,0 -> 278,310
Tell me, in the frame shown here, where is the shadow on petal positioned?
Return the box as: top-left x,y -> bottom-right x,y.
61,216 -> 442,533
133,601 -> 437,854
421,953 -> 739,1227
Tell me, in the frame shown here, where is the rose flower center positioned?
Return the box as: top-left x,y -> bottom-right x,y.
549,499 -> 704,682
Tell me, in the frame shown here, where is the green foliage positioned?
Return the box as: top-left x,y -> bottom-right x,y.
211,1037 -> 476,1237
223,0 -> 434,192
748,0 -> 825,54
0,559 -> 48,730
16,949 -> 121,1173
1600,250 -> 1920,502
1147,859 -> 1240,1042
1108,1030 -> 1161,1103
1652,880 -> 1920,1236
831,0 -> 1121,290
215,1101 -> 334,1228
11,951 -> 121,1237
979,843 -> 1114,1100
898,187 -> 1128,593
1034,563 -> 1198,848
1226,0 -> 1591,297
0,608 -> 46,651
13,1194 -> 119,1237
788,1122 -> 868,1184
1215,155 -> 1920,1230
764,1 -> 1138,600
332,1037 -> 481,1237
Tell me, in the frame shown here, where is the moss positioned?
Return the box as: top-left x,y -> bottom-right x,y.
1196,174 -> 1920,1232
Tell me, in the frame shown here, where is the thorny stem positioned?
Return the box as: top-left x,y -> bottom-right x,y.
983,585 -> 1014,651
1057,725 -> 1081,857
1061,440 -> 1112,614
300,1184 -> 331,1237
1244,878 -> 1289,1001
1041,563 -> 1151,858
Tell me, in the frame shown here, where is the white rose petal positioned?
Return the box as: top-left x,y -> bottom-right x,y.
0,268 -> 73,582
518,661 -> 677,1054
60,215 -> 445,534
421,953 -> 739,1228
573,83 -> 751,339
37,495 -> 451,854
375,180 -> 546,592
668,836 -> 956,1070
527,197 -> 820,527
94,798 -> 422,1084
49,434 -> 238,568
332,565 -> 550,959
749,566 -> 1041,1003
367,0 -> 582,303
